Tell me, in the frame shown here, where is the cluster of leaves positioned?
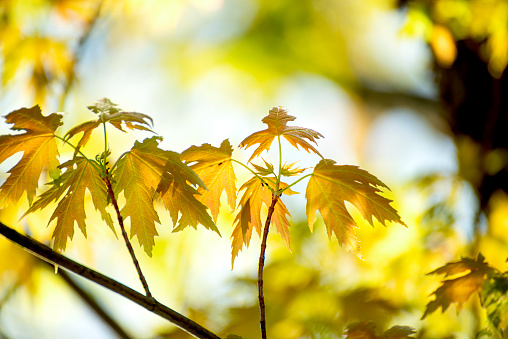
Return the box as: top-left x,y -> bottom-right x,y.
423,254 -> 508,337
181,106 -> 406,267
0,98 -> 217,256
0,99 -> 411,337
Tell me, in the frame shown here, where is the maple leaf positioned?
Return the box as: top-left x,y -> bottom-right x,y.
180,139 -> 237,223
239,106 -> 324,163
422,253 -> 493,319
0,105 -> 62,207
64,98 -> 153,155
112,137 -> 214,256
251,158 -> 276,176
345,322 -> 416,339
157,174 -> 219,234
280,161 -> 307,177
230,176 -> 297,268
305,159 -> 406,259
24,157 -> 114,252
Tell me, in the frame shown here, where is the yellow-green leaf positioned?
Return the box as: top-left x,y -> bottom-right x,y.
158,174 -> 219,234
64,98 -> 154,155
231,176 -> 296,268
113,137 -> 213,256
180,139 -> 237,222
306,159 -> 406,259
24,157 -> 113,252
0,105 -> 62,206
239,106 -> 324,163
422,254 -> 492,319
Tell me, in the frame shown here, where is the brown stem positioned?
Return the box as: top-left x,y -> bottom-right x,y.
103,169 -> 152,298
0,222 -> 221,339
258,194 -> 279,339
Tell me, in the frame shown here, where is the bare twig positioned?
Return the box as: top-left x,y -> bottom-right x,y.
58,0 -> 104,111
53,264 -> 133,339
0,221 -> 221,339
103,169 -> 152,298
258,194 -> 279,339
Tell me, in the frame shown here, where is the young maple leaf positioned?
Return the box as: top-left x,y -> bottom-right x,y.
180,139 -> 237,223
23,157 -> 114,252
64,98 -> 153,156
239,106 -> 324,163
305,159 -> 406,259
113,137 -> 214,256
422,253 -> 493,319
280,161 -> 307,177
0,106 -> 62,207
157,174 -> 219,234
230,176 -> 297,268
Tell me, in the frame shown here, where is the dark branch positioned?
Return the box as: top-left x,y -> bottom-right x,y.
257,195 -> 279,339
0,221 -> 221,339
53,265 -> 133,339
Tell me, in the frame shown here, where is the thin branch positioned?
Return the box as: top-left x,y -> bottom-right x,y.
58,1 -> 104,111
52,264 -> 133,339
103,168 -> 152,298
0,221 -> 221,339
257,195 -> 279,339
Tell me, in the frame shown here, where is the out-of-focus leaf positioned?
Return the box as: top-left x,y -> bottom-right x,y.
423,254 -> 493,319
345,321 -> 378,339
481,271 -> 508,337
239,106 -> 323,163
382,325 -> 417,338
0,106 -> 62,207
306,160 -> 406,259
345,321 -> 416,339
180,139 -> 237,223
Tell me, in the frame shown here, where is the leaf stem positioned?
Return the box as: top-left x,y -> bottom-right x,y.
279,173 -> 313,194
258,194 -> 279,339
276,134 -> 282,193
54,135 -> 102,173
231,158 -> 276,187
0,221 -> 220,339
103,168 -> 152,298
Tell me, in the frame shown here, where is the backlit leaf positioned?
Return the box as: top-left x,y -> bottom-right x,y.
422,254 -> 493,319
158,174 -> 219,234
113,137 -> 213,256
230,176 -> 297,268
64,98 -> 154,155
280,161 -> 307,177
0,106 -> 62,206
181,139 -> 237,223
306,160 -> 406,259
24,157 -> 113,252
239,106 -> 324,163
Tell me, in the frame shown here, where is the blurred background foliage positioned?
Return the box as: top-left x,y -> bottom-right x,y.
1,0 -> 508,338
